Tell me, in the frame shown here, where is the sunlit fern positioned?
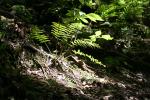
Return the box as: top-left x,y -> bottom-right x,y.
51,22 -> 101,48
30,26 -> 49,43
51,22 -> 77,43
51,22 -> 105,66
73,50 -> 105,67
72,39 -> 100,48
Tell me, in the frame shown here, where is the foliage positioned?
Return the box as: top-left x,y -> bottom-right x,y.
0,0 -> 148,67
95,0 -> 150,53
64,9 -> 103,24
51,17 -> 112,66
73,49 -> 105,66
30,26 -> 49,43
79,0 -> 96,7
11,5 -> 32,22
0,0 -> 150,99
72,39 -> 100,48
48,0 -> 116,66
51,22 -> 75,43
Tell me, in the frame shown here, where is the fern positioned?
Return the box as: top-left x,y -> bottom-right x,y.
30,26 -> 49,43
51,22 -> 75,42
73,50 -> 105,67
72,39 -> 100,48
67,23 -> 80,34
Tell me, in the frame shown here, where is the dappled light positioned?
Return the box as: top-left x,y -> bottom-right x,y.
0,0 -> 150,100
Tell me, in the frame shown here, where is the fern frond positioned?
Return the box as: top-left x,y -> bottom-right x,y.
51,22 -> 71,42
30,26 -> 49,43
72,39 -> 100,48
73,50 -> 105,67
51,22 -> 80,43
67,24 -> 78,34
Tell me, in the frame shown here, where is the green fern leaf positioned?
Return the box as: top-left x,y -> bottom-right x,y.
30,26 -> 49,43
51,22 -> 70,42
73,50 -> 105,66
51,22 -> 81,43
72,39 -> 100,48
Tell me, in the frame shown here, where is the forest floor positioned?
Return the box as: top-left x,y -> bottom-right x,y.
24,58 -> 150,100
0,39 -> 150,100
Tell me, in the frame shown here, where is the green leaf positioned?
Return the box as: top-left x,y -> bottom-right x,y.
86,13 -> 103,21
89,35 -> 96,42
79,0 -> 84,4
79,11 -> 86,16
95,30 -> 102,36
71,23 -> 86,30
118,0 -> 126,5
66,10 -> 74,17
101,35 -> 113,40
80,17 -> 89,23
